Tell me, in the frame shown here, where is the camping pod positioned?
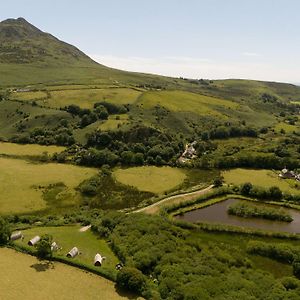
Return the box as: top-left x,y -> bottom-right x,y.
67,247 -> 79,258
28,236 -> 40,246
10,231 -> 23,241
94,253 -> 103,266
51,242 -> 59,252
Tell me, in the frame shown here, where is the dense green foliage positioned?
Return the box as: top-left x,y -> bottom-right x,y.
0,216 -> 10,245
36,234 -> 53,259
228,201 -> 293,222
116,267 -> 146,294
92,212 -> 300,299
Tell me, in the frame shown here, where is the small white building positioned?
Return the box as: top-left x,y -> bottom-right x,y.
51,242 -> 59,252
28,236 -> 40,246
10,231 -> 23,241
94,253 -> 104,266
67,247 -> 79,258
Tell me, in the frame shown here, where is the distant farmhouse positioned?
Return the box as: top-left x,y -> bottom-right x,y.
279,168 -> 300,181
178,141 -> 197,164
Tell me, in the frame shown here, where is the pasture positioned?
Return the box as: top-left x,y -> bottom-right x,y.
0,142 -> 65,156
274,122 -> 299,133
137,90 -> 239,117
0,248 -> 135,300
0,157 -> 97,214
41,88 -> 141,109
14,225 -> 118,272
98,114 -> 129,131
222,168 -> 300,194
113,166 -> 186,194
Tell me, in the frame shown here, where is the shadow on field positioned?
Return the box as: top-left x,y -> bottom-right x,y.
30,261 -> 54,272
115,285 -> 141,299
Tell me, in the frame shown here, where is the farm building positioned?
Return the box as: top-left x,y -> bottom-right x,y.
28,236 -> 40,246
94,253 -> 103,266
279,168 -> 295,179
67,247 -> 79,258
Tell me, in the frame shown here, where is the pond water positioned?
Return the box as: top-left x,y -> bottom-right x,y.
176,199 -> 300,233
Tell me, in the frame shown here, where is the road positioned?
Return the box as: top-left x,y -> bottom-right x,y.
134,184 -> 214,214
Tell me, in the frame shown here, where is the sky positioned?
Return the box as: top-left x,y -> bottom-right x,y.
1,0 -> 300,83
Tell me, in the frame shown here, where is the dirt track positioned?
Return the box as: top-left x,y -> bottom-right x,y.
135,185 -> 214,214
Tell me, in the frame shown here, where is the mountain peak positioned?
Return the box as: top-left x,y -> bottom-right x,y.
0,17 -> 96,65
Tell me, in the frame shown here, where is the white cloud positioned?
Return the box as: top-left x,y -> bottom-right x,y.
90,54 -> 299,83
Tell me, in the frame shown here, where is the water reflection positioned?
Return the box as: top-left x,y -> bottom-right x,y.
176,199 -> 300,233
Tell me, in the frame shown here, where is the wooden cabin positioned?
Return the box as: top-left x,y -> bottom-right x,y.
28,236 -> 40,246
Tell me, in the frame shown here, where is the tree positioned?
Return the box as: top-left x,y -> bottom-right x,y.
116,267 -> 146,294
0,217 -> 10,245
213,177 -> 223,187
36,234 -> 53,259
241,182 -> 253,195
269,186 -> 283,200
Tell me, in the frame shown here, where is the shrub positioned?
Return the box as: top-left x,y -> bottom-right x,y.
36,234 -> 53,259
116,267 -> 146,294
0,217 -> 10,245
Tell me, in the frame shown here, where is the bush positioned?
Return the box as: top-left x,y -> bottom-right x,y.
0,217 -> 10,245
116,267 -> 146,294
36,234 -> 53,259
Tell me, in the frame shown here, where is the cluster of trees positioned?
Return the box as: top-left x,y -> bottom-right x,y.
214,154 -> 300,170
91,211 -> 300,299
201,125 -> 258,140
65,102 -> 127,128
75,125 -> 183,167
228,201 -> 293,222
12,125 -> 75,146
240,183 -> 283,201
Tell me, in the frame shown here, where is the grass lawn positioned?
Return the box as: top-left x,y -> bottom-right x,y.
11,90 -> 48,101
98,114 -> 129,131
137,90 -> 239,117
0,142 -> 65,156
0,248 -> 136,300
223,168 -> 300,194
274,122 -> 299,133
43,88 -> 141,109
0,157 -> 98,214
113,166 -> 186,194
14,225 -> 119,273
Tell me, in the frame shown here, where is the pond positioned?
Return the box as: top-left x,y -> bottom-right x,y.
176,198 -> 300,233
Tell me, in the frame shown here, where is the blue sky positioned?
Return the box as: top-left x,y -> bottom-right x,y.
1,0 -> 300,83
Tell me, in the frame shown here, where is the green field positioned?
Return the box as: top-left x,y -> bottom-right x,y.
0,157 -> 97,214
0,142 -> 65,156
0,248 -> 134,300
113,166 -> 186,194
18,88 -> 141,109
14,225 -> 118,272
137,90 -> 239,117
223,168 -> 300,194
275,122 -> 299,133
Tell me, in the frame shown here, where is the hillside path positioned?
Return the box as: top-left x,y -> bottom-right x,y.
134,184 -> 214,214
